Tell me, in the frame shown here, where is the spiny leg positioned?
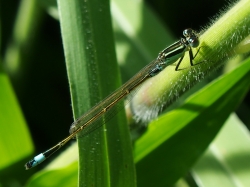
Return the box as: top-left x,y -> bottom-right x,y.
188,46 -> 204,66
175,55 -> 185,71
175,47 -> 204,71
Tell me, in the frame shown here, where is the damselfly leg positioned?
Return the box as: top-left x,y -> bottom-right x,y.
175,46 -> 204,71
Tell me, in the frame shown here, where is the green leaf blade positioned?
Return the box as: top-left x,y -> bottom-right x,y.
0,70 -> 33,170
134,57 -> 250,186
192,113 -> 250,187
57,0 -> 136,186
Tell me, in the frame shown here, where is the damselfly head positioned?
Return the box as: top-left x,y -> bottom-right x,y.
188,37 -> 199,48
183,28 -> 199,48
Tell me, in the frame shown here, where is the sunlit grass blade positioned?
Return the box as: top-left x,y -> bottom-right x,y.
111,0 -> 175,80
0,67 -> 33,180
192,113 -> 250,187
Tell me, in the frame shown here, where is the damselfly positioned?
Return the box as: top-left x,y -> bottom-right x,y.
25,28 -> 202,170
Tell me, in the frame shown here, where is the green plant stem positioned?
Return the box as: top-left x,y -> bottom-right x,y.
57,0 -> 136,186
128,0 -> 250,122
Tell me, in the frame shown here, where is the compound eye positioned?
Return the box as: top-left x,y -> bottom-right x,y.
183,28 -> 193,37
188,37 -> 199,48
